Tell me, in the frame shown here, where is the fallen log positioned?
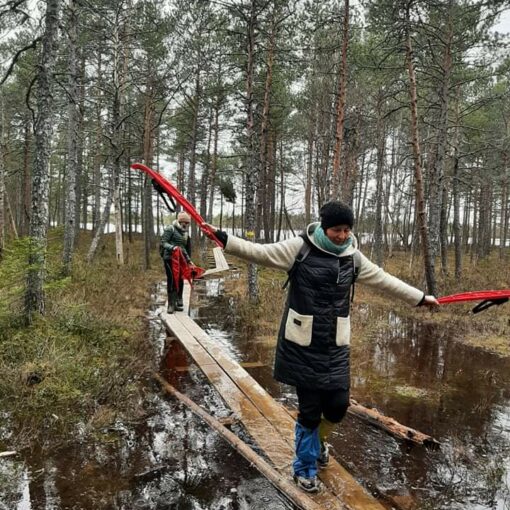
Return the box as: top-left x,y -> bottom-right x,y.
286,400 -> 440,449
348,399 -> 440,449
153,373 -> 322,510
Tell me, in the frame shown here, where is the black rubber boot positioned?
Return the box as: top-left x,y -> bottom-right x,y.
167,292 -> 177,314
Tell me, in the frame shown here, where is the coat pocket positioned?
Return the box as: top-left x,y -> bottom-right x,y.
285,308 -> 313,347
335,316 -> 351,346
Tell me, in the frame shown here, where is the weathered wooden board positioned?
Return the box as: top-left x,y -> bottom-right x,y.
160,250 -> 385,510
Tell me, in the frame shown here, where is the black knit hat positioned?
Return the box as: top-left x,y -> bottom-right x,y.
320,201 -> 354,230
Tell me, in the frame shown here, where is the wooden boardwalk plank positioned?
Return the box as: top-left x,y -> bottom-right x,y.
161,311 -> 345,510
176,312 -> 385,510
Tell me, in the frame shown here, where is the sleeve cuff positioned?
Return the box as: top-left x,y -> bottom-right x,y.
215,230 -> 228,248
416,293 -> 426,306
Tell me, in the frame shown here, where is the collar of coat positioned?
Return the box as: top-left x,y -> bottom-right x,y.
305,222 -> 358,257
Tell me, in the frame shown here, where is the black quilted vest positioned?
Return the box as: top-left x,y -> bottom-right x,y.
273,239 -> 356,390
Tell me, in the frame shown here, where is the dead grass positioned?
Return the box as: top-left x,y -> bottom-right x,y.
0,230 -> 163,449
227,248 -> 510,357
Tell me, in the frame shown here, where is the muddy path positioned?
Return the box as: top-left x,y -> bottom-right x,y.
2,271 -> 510,509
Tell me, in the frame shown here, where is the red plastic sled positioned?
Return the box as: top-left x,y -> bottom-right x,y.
438,290 -> 510,314
438,290 -> 510,304
131,163 -> 222,247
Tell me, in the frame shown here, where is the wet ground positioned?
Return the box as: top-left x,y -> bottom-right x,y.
2,271 -> 510,509
188,275 -> 510,510
0,281 -> 293,510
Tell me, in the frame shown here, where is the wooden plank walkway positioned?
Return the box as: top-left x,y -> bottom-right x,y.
203,246 -> 230,275
159,249 -> 386,510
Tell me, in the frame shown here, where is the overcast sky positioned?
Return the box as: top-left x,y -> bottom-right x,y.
494,8 -> 510,35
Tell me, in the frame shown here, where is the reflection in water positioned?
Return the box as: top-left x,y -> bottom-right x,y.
192,275 -> 510,510
2,280 -> 293,510
4,273 -> 509,509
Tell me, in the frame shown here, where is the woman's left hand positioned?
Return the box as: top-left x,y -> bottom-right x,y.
422,295 -> 440,307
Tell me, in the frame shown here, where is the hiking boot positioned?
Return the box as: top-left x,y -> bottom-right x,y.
318,441 -> 330,469
167,301 -> 175,314
293,474 -> 320,493
175,298 -> 184,311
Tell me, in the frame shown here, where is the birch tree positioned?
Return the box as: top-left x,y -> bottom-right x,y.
0,92 -> 5,260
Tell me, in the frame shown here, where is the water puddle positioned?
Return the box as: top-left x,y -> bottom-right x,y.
0,281 -> 292,510
191,276 -> 510,510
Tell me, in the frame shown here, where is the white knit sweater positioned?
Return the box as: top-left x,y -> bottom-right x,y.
223,223 -> 424,307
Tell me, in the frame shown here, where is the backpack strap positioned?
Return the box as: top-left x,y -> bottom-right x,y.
351,250 -> 361,302
282,234 -> 311,290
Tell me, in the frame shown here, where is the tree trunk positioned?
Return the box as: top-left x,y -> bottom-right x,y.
62,0 -> 79,275
266,131 -> 276,241
373,90 -> 385,267
25,0 -> 61,320
277,140 -> 285,242
500,154 -> 509,259
429,5 -> 453,276
200,102 -> 213,252
330,0 -> 349,199
22,117 -> 32,236
86,171 -> 113,264
305,112 -> 315,225
188,71 -> 201,244
405,19 -> 436,296
177,152 -> 185,200
0,92 -> 5,259
259,9 -> 276,242
244,0 -> 259,301
478,181 -> 491,259
92,54 -> 103,230
142,75 -> 156,270
75,49 -> 86,238
207,87 -> 221,223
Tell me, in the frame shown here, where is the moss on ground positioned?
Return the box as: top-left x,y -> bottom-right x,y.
0,231 -> 161,449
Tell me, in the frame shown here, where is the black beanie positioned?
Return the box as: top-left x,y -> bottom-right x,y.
320,201 -> 354,230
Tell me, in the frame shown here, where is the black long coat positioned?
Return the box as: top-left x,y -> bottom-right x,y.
273,243 -> 355,390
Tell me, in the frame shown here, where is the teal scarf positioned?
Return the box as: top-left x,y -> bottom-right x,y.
313,226 -> 352,255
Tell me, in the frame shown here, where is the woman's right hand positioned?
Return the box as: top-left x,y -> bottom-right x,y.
202,223 -> 218,234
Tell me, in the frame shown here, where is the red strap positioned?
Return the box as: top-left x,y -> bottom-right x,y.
438,290 -> 510,304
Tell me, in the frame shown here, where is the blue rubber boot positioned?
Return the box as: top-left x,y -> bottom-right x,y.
292,422 -> 320,492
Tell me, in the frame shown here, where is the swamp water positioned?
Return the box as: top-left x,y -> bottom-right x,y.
2,273 -> 510,509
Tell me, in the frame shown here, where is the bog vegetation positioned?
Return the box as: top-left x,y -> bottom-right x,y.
0,0 -> 509,454
0,231 -> 160,448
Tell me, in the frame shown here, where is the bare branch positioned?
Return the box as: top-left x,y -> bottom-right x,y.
0,36 -> 41,86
